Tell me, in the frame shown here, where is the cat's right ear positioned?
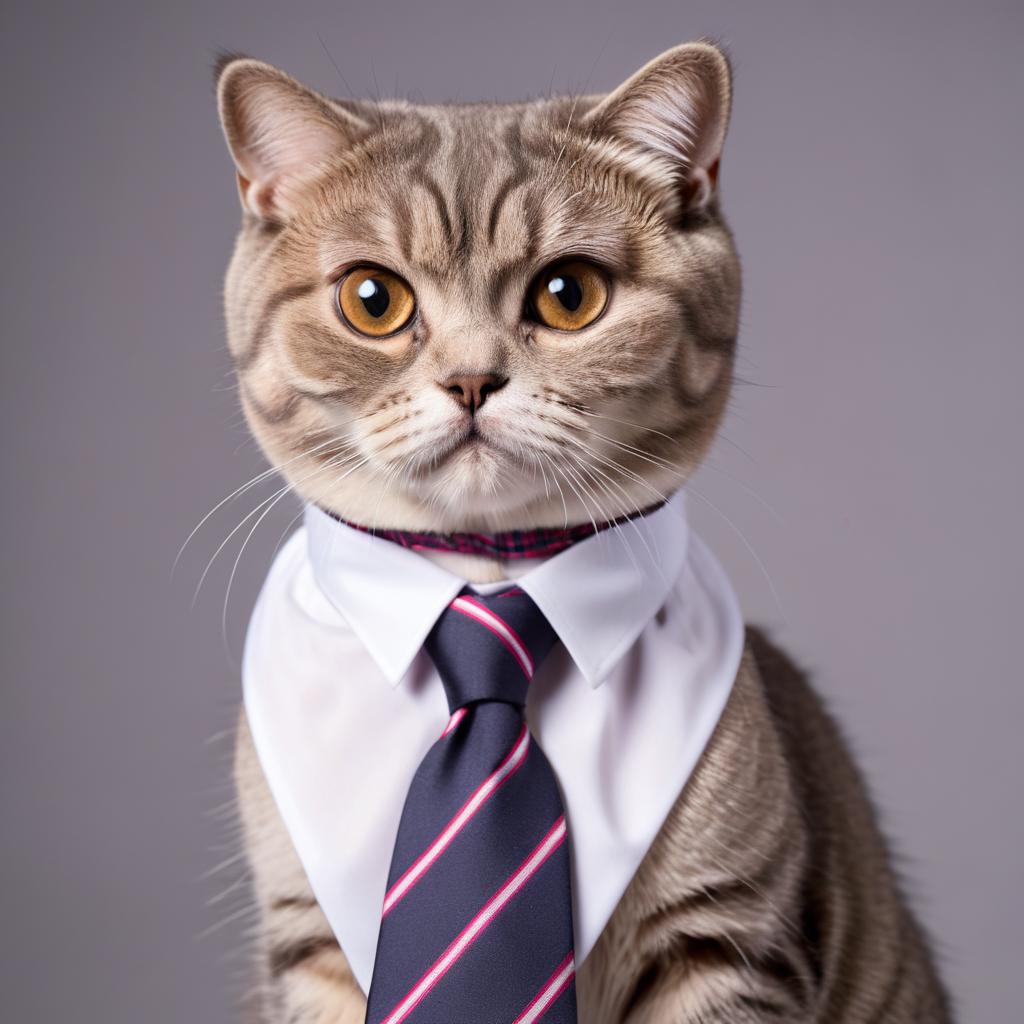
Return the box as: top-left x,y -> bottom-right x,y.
215,56 -> 371,223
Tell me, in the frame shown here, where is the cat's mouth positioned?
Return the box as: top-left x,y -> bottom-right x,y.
450,422 -> 488,453
431,420 -> 500,468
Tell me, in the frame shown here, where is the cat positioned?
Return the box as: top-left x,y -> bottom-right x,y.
214,40 -> 951,1023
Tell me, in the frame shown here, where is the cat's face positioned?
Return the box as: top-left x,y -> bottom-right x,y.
216,43 -> 739,530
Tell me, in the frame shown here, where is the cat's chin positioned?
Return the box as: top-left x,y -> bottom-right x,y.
295,447 -> 566,532
431,428 -> 492,467
417,438 -> 547,521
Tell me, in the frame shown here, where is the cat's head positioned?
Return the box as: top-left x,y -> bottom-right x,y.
215,42 -> 739,531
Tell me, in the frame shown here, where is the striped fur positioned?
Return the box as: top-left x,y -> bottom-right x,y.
216,42 -> 951,1022
233,630 -> 950,1022
216,45 -> 738,534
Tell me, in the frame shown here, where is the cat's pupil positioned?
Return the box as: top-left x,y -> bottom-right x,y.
358,277 -> 390,318
548,274 -> 583,313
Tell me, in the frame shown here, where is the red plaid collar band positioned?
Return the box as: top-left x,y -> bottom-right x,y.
326,501 -> 666,560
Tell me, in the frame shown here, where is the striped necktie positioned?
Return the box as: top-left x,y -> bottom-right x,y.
365,586 -> 577,1024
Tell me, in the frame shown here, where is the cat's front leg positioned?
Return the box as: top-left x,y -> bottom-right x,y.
235,711 -> 367,1023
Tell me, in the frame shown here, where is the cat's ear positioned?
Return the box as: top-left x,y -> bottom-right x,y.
583,41 -> 732,214
215,55 -> 371,222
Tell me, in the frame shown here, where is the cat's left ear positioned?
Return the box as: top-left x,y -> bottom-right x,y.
215,55 -> 372,222
583,41 -> 732,214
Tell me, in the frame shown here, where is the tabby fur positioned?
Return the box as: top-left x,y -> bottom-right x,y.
214,41 -> 951,1022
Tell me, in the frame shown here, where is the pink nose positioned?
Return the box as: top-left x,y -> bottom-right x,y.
441,373 -> 508,414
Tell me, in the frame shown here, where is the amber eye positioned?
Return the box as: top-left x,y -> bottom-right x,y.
528,260 -> 609,331
335,266 -> 416,337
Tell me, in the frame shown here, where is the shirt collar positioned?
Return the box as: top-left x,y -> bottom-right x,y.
304,490 -> 690,689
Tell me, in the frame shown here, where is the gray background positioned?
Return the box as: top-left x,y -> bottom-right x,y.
2,0 -> 1021,1020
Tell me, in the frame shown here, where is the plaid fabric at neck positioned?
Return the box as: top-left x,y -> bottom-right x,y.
325,501 -> 665,560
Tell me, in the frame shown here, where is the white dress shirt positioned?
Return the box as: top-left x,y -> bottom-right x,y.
242,489 -> 744,996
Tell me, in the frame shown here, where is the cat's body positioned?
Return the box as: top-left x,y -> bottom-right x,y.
236,625 -> 948,1023
214,42 -> 951,1022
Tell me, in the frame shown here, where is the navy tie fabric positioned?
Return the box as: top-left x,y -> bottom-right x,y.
365,586 -> 578,1024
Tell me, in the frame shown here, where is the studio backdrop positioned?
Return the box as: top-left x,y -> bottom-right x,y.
1,1 -> 1021,1022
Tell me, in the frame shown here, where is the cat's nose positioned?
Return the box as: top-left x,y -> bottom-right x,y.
440,373 -> 508,414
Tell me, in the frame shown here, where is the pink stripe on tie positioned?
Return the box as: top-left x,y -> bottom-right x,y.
451,595 -> 534,679
378,816 -> 568,1024
511,952 -> 576,1024
440,708 -> 467,738
382,724 -> 531,917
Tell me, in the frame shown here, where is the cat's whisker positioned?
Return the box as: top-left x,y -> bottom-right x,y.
561,411 -> 785,547
685,483 -> 785,621
548,457 -> 600,537
193,445 -> 363,608
574,407 -> 681,447
219,447 -> 375,662
269,506 -> 307,563
552,86 -> 584,168
560,433 -> 682,579
565,460 -> 646,574
715,430 -> 757,463
563,436 -> 675,570
369,452 -> 410,527
561,431 -> 673,508
316,30 -> 359,108
192,479 -> 297,608
560,450 -> 644,575
175,409 -> 382,579
520,437 -> 552,504
536,450 -> 569,528
697,459 -> 784,525
551,462 -> 588,532
172,432 -> 348,578
532,402 -> 686,480
219,487 -> 299,664
574,422 -> 684,474
574,453 -> 659,556
540,147 -> 589,194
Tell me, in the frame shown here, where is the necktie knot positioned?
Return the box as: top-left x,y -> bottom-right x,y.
424,586 -> 558,712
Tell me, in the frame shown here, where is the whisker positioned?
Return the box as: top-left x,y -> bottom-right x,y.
560,432 -> 672,509
548,458 -> 599,537
561,450 -> 644,575
268,506 -> 307,563
686,483 -> 785,620
192,445 -> 363,607
576,423 -> 683,475
697,459 -> 783,525
575,408 -> 680,446
172,420 -> 372,577
537,451 -> 569,528
219,449 -> 372,661
172,433 -> 342,578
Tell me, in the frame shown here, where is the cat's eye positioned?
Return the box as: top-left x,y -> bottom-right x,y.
527,260 -> 609,332
335,266 -> 416,338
